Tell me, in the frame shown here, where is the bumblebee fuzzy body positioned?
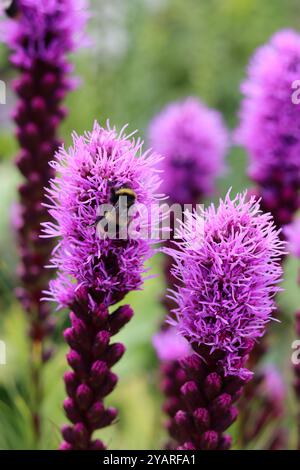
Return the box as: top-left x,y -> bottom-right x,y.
94,186 -> 137,237
110,187 -> 137,209
2,0 -> 20,18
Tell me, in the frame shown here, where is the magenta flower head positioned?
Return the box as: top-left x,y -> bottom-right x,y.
148,97 -> 228,205
43,121 -> 162,450
236,30 -> 300,227
44,121 -> 162,308
163,192 -> 285,450
168,192 -> 284,378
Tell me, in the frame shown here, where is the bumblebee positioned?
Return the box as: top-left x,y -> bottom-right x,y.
2,0 -> 20,18
93,185 -> 137,238
110,187 -> 137,210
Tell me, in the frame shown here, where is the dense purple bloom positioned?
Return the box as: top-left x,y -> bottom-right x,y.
163,192 -> 284,450
43,121 -> 162,450
168,192 -> 284,377
148,97 -> 228,205
0,0 -> 88,439
236,30 -> 300,228
43,121 -> 162,308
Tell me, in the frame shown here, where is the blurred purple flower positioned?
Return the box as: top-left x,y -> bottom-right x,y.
153,327 -> 191,450
153,327 -> 190,362
260,364 -> 287,449
148,97 -> 228,205
285,218 -> 300,258
1,0 -> 89,69
43,121 -> 163,450
239,364 -> 287,449
261,365 -> 285,413
236,29 -> 300,227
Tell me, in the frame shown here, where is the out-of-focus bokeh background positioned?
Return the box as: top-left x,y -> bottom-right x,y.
0,0 -> 300,449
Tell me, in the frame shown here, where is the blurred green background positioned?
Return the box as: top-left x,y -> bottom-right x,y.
0,0 -> 300,450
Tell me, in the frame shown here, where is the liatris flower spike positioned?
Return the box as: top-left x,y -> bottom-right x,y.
235,30 -> 300,446
164,192 -> 285,450
148,97 -> 228,206
236,30 -> 300,229
0,0 -> 89,439
42,121 -> 163,450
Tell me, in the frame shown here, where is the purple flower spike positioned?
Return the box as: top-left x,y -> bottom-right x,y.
236,30 -> 300,228
149,99 -> 228,443
43,121 -> 162,450
164,192 -> 284,449
235,30 -> 300,446
1,0 -> 88,342
60,301 -> 131,450
1,0 -> 88,439
1,0 -> 89,69
148,97 -> 228,205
